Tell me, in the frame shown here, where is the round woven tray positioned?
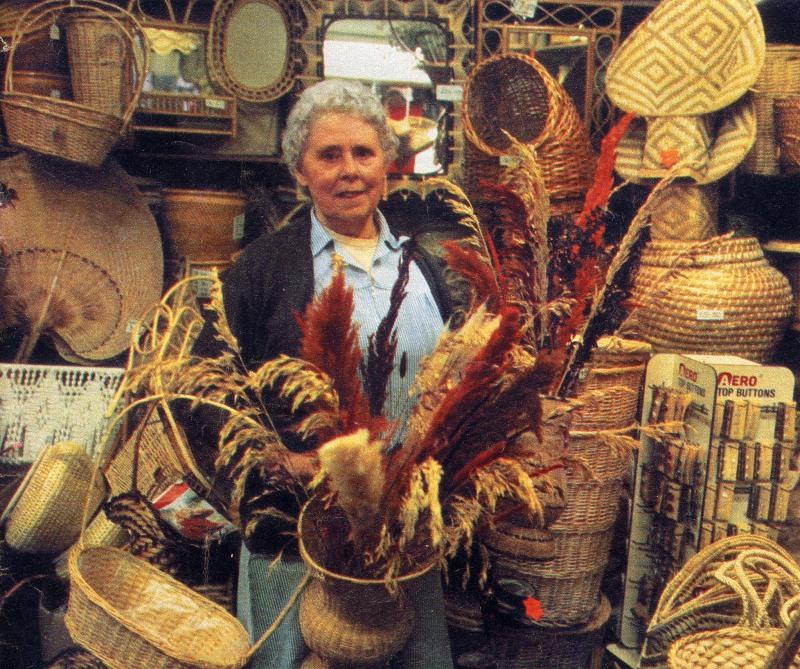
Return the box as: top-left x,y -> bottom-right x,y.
626,236 -> 792,363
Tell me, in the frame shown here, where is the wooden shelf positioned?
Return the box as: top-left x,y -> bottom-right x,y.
132,91 -> 237,137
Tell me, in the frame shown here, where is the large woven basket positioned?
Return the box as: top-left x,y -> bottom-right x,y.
774,97 -> 800,172
463,53 -> 595,207
3,441 -> 107,554
1,0 -> 146,167
744,44 -> 800,175
489,595 -> 610,669
297,497 -> 436,667
668,627 -> 800,669
624,236 -> 793,363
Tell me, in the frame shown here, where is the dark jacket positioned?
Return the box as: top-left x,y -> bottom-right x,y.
190,206 -> 455,552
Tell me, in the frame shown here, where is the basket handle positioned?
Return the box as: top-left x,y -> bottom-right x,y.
765,607 -> 800,669
4,0 -> 149,127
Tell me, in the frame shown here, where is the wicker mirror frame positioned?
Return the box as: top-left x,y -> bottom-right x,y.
297,0 -> 473,196
207,0 -> 296,102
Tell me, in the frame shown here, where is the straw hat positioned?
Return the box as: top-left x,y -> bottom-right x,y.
606,0 -> 765,117
0,153 -> 163,362
614,94 -> 757,184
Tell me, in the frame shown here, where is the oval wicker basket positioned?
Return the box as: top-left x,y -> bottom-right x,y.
160,189 -> 248,262
668,627 -> 800,669
1,0 -> 146,167
625,236 -> 793,363
774,97 -> 800,172
489,595 -> 610,669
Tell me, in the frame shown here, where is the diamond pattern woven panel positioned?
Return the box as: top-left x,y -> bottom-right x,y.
606,0 -> 765,116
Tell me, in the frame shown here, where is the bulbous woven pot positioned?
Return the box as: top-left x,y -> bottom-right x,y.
625,236 -> 792,362
297,497 -> 436,668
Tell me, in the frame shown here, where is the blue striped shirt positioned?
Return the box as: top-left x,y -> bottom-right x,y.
309,209 -> 444,443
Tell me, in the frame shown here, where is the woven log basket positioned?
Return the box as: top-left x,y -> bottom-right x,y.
624,236 -> 792,363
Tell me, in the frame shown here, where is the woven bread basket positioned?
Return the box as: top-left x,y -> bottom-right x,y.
1,0 -> 146,167
624,236 -> 793,363
489,595 -> 610,668
3,441 -> 107,554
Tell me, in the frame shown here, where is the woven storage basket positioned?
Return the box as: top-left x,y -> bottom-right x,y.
566,430 -> 632,482
774,97 -> 800,172
4,441 -> 107,554
744,44 -> 800,175
549,477 -> 623,532
643,534 -> 800,667
63,9 -> 132,116
570,386 -> 642,432
483,524 -> 555,561
160,189 -> 248,262
65,545 -> 255,669
517,527 -> 614,576
668,627 -> 800,669
625,236 -> 793,363
490,556 -> 604,628
1,0 -> 146,167
489,595 -> 610,669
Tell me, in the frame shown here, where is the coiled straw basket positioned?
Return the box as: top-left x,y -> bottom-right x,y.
668,627 -> 800,669
625,236 -> 792,363
1,0 -> 146,167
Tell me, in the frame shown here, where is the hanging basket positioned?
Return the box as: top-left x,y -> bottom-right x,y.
625,236 -> 793,363
297,496 -> 437,668
1,0 -> 147,167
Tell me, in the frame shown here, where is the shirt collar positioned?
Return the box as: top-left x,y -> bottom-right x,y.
309,208 -> 407,258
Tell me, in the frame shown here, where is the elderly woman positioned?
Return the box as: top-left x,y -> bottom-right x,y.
207,79 -> 455,668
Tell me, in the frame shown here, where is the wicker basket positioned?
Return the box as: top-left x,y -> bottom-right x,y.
625,236 -> 793,363
1,0 -> 146,167
65,545 -> 255,669
744,44 -> 800,176
298,497 -> 435,668
549,477 -> 623,532
489,595 -> 610,669
482,524 -> 555,561
4,441 -> 107,554
463,53 -> 595,208
774,97 -> 800,172
566,430 -> 633,482
668,627 -> 800,669
63,9 -> 133,116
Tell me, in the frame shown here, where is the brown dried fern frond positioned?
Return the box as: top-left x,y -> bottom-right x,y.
205,270 -> 240,354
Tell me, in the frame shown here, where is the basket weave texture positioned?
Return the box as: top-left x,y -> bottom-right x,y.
668,627 -> 800,669
625,236 -> 792,363
1,0 -> 146,166
744,44 -> 800,175
774,97 -> 800,172
462,53 -> 595,207
65,546 -> 251,669
489,595 -> 610,669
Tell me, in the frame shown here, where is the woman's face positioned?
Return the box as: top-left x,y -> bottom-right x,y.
295,111 -> 388,237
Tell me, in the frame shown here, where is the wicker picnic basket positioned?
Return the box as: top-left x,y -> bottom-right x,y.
1,0 -> 146,167
624,236 -> 793,363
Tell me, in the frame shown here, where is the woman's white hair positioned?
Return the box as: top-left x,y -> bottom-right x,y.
281,79 -> 399,173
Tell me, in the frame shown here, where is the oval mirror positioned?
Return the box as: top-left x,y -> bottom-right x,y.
207,0 -> 295,102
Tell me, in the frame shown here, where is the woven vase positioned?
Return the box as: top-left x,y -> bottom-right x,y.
297,497 -> 433,668
625,236 -> 792,363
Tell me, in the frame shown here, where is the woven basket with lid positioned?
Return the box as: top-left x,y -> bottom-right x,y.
624,236 -> 792,363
